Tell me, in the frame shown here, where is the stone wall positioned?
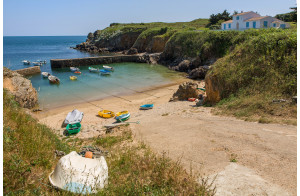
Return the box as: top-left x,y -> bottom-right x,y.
15,66 -> 41,76
51,55 -> 142,68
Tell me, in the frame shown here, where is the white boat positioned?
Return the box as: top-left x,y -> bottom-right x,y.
103,65 -> 114,71
39,60 -> 47,64
22,60 -> 30,65
42,72 -> 51,78
70,67 -> 80,72
48,75 -> 60,84
63,109 -> 84,125
89,67 -> 99,73
32,62 -> 43,66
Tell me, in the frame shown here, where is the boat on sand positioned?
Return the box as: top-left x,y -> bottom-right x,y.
64,109 -> 84,125
140,104 -> 153,110
98,110 -> 115,118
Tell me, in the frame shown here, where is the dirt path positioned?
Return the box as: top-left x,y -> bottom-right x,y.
131,102 -> 296,195
37,81 -> 296,195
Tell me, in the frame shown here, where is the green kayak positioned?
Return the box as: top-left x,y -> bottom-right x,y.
66,122 -> 81,135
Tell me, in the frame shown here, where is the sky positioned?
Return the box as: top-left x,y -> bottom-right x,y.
3,0 -> 296,36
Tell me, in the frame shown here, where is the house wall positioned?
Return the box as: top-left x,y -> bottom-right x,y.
258,16 -> 276,28
230,12 -> 260,30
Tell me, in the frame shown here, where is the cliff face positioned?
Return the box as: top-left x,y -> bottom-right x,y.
3,67 -> 38,109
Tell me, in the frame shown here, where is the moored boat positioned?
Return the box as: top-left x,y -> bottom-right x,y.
70,67 -> 80,72
32,61 -> 43,66
48,75 -> 60,84
98,110 -> 115,118
140,104 -> 154,110
89,67 -> 99,73
70,76 -> 77,80
74,71 -> 81,74
42,72 -> 51,78
103,65 -> 114,71
22,60 -> 30,65
100,69 -> 111,75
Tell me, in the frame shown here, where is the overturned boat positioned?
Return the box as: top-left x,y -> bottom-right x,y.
64,109 -> 84,126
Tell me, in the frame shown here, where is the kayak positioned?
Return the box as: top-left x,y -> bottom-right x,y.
98,110 -> 115,118
66,123 -> 81,135
140,104 -> 154,110
70,76 -> 77,80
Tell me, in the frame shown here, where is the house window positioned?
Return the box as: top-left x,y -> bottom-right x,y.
229,23 -> 231,28
224,24 -> 226,29
253,21 -> 256,28
273,23 -> 276,27
236,16 -> 239,20
264,21 -> 268,27
246,22 -> 249,28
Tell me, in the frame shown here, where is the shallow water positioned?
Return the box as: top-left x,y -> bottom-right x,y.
4,36 -> 182,109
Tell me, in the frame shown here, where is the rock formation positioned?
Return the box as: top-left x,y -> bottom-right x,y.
3,67 -> 38,108
204,73 -> 221,104
170,82 -> 201,101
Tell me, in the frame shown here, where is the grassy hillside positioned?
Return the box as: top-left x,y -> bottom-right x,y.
4,89 -> 215,195
206,28 -> 297,124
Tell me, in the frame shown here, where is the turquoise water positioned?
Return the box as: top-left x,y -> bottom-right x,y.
4,36 -> 181,109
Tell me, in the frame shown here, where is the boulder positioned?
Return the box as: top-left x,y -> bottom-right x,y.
126,47 -> 138,55
3,67 -> 38,109
189,66 -> 210,79
171,82 -> 201,101
174,60 -> 191,72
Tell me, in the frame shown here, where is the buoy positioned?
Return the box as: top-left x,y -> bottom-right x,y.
85,151 -> 93,159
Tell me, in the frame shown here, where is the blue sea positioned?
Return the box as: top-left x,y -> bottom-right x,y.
3,36 -> 181,109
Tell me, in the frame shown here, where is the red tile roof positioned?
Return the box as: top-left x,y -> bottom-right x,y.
245,16 -> 269,21
222,20 -> 233,24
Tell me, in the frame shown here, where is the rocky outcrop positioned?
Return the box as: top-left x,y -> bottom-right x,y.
3,67 -> 38,108
170,82 -> 201,101
204,72 -> 221,104
189,66 -> 210,79
146,36 -> 169,53
124,47 -> 138,55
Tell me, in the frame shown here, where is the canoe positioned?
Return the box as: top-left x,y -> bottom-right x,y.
70,67 -> 80,72
103,65 -> 114,71
98,110 -> 115,118
74,71 -> 81,74
70,76 -> 77,80
48,75 -> 60,84
64,109 -> 84,125
66,122 -> 81,135
140,104 -> 153,110
89,67 -> 99,72
115,113 -> 130,122
115,111 -> 129,117
42,72 -> 50,78
100,69 -> 111,75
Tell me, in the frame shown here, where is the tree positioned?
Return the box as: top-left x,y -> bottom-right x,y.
206,10 -> 232,27
275,7 -> 297,22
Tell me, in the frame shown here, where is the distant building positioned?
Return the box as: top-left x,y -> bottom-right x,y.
221,11 -> 290,30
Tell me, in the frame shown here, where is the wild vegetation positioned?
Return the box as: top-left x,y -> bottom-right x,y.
207,28 -> 297,124
275,7 -> 297,22
3,90 -> 215,195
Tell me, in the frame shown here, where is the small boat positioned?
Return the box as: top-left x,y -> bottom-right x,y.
41,72 -> 51,78
70,67 -> 80,72
48,75 -> 60,84
22,60 -> 30,65
188,98 -> 196,102
103,65 -> 114,71
115,111 -> 129,117
89,67 -> 99,73
100,69 -> 111,75
32,62 -> 43,66
98,110 -> 115,118
74,71 -> 81,74
116,113 -> 130,122
140,104 -> 154,110
70,76 -> 77,80
64,109 -> 84,125
66,122 -> 82,135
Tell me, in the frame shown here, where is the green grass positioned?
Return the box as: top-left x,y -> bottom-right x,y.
4,89 -> 215,195
207,28 -> 297,124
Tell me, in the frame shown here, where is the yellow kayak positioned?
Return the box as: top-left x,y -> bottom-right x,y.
98,110 -> 115,118
115,110 -> 129,117
70,76 -> 77,80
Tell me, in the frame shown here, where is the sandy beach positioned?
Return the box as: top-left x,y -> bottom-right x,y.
35,78 -> 296,196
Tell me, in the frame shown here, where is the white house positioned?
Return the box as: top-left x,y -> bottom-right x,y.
221,11 -> 290,30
